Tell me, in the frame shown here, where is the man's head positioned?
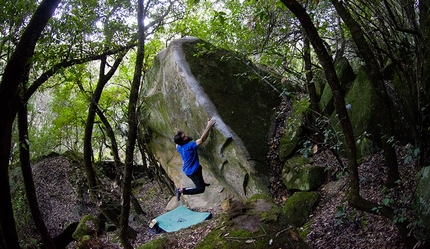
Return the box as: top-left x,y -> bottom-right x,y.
174,131 -> 193,145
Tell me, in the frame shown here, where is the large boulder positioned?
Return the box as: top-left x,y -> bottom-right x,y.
328,67 -> 381,158
140,37 -> 282,208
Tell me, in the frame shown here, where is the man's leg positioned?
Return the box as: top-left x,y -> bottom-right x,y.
182,166 -> 206,195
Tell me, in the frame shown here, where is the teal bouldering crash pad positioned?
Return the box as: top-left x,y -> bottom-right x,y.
153,206 -> 211,232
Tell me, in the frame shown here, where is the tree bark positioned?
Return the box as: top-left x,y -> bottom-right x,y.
18,99 -> 56,249
418,0 -> 430,166
81,52 -> 126,226
95,108 -> 122,177
0,0 -> 61,247
303,33 -> 320,122
280,0 -> 360,198
119,0 -> 145,247
330,0 -> 399,187
280,0 -> 416,245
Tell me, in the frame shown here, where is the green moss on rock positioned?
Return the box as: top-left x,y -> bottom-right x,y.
283,191 -> 319,227
196,195 -> 309,249
319,57 -> 355,115
247,194 -> 281,222
181,40 -> 281,176
278,95 -> 309,161
72,214 -> 101,241
138,235 -> 173,249
298,220 -> 313,240
282,156 -> 326,191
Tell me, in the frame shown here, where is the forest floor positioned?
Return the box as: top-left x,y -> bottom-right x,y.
31,103 -> 420,248
124,99 -> 420,248
123,142 -> 419,249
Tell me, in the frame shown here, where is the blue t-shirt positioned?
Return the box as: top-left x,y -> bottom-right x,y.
176,141 -> 200,176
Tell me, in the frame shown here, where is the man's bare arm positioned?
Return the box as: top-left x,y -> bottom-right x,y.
196,118 -> 216,146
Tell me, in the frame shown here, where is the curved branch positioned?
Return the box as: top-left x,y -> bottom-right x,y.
23,43 -> 136,102
383,0 -> 422,38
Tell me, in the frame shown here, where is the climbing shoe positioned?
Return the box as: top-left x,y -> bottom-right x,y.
175,188 -> 181,201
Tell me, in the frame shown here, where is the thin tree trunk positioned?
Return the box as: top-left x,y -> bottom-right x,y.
0,0 -> 61,247
281,0 -> 415,245
280,0 -> 360,199
96,106 -> 146,215
81,53 -> 126,226
18,98 -> 56,249
418,0 -> 430,166
331,0 -> 399,187
95,108 -> 122,177
303,33 -> 320,122
18,69 -> 56,248
119,0 -> 145,247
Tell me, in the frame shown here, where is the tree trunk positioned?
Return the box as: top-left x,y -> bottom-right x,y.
81,53 -> 126,226
19,76 -> 56,248
281,0 -> 415,245
418,0 -> 430,166
303,33 -> 320,122
280,0 -> 360,199
95,108 -> 122,177
119,0 -> 145,247
331,0 -> 399,187
0,0 -> 61,247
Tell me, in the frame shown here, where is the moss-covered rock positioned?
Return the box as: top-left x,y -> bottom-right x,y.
247,194 -> 281,223
196,195 -> 309,249
278,95 -> 309,161
141,37 -> 285,208
344,68 -> 378,144
283,191 -> 319,227
319,57 -> 355,115
282,156 -> 326,191
72,214 -> 102,241
138,235 -> 174,249
298,220 -> 312,240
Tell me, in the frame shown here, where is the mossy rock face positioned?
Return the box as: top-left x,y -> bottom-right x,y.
298,220 -> 312,240
278,95 -> 309,161
247,194 -> 281,223
330,67 -> 380,158
283,191 -> 319,227
344,68 -> 378,142
140,37 -> 284,208
319,57 -> 355,115
335,57 -> 356,90
282,156 -> 326,191
414,166 -> 430,242
138,235 -> 175,249
72,214 -> 102,241
196,195 -> 309,249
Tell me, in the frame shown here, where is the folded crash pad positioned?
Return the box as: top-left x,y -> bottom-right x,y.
153,206 -> 211,232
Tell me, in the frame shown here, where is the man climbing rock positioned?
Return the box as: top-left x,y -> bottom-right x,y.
173,117 -> 216,201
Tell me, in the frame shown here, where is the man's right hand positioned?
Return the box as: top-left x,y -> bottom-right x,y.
207,117 -> 216,128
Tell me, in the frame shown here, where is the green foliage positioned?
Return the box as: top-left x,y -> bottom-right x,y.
334,204 -> 359,226
403,144 -> 420,164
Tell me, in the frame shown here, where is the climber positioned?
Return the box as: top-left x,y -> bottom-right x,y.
173,117 -> 216,201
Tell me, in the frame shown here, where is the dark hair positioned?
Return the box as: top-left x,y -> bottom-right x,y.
174,131 -> 184,145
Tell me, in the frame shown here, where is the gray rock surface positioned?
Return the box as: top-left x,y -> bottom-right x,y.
140,37 -> 281,209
